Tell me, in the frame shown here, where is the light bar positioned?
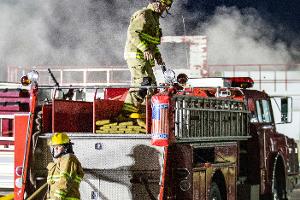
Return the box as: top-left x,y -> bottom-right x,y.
224,77 -> 254,88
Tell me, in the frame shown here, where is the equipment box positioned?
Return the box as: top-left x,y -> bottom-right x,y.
52,100 -> 93,132
93,99 -> 124,133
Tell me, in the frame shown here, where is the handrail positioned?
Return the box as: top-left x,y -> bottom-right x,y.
0,85 -> 24,90
38,85 -> 162,89
0,137 -> 14,141
0,115 -> 15,119
207,64 -> 300,91
0,84 -> 165,91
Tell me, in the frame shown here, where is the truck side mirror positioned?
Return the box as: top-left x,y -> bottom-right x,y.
281,98 -> 288,123
271,96 -> 293,124
279,97 -> 292,123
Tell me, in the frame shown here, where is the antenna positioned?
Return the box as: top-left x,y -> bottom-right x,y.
48,68 -> 60,88
182,15 -> 189,69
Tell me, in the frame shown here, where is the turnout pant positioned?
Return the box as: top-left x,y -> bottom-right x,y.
123,58 -> 156,113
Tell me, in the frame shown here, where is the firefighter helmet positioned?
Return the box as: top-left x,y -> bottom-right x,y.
49,132 -> 70,146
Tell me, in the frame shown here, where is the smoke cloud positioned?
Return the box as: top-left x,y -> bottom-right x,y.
162,5 -> 298,66
201,6 -> 295,65
0,0 -> 146,81
0,1 -> 299,81
0,0 -> 145,66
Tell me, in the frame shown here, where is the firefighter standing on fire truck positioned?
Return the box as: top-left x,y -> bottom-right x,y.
46,132 -> 84,200
122,0 -> 173,124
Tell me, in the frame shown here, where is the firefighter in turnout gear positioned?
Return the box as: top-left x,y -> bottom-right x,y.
122,0 -> 173,122
46,132 -> 84,200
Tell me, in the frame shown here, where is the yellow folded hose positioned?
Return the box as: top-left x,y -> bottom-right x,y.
0,193 -> 14,200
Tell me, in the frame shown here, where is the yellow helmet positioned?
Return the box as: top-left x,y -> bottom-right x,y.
49,132 -> 70,146
160,0 -> 173,7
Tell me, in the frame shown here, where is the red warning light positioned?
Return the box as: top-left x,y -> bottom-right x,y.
224,77 -> 254,88
20,75 -> 31,86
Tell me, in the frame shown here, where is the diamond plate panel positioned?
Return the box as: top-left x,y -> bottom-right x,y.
38,135 -> 164,199
71,136 -> 164,170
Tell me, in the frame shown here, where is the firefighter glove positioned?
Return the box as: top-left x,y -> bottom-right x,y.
143,49 -> 155,61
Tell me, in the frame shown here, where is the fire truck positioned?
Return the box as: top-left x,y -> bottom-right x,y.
0,69 -> 299,200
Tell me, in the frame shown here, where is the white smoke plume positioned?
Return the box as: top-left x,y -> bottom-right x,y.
160,4 -> 298,69
0,1 -> 298,81
200,6 -> 294,65
0,0 -> 145,80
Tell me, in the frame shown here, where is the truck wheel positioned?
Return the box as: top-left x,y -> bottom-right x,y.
209,182 -> 222,200
272,176 -> 284,200
272,157 -> 286,200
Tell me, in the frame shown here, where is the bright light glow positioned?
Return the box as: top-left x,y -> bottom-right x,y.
27,70 -> 39,82
188,77 -> 254,88
15,177 -> 23,188
163,69 -> 175,83
188,78 -> 224,87
20,70 -> 40,86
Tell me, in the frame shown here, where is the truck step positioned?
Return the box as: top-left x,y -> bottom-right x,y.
0,89 -> 30,113
0,89 -> 29,98
0,102 -> 29,112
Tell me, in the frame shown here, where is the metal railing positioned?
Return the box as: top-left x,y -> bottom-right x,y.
7,65 -> 130,86
173,95 -> 250,141
7,64 -> 300,91
207,64 -> 300,92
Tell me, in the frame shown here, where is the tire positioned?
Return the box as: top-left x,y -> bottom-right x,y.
272,176 -> 285,200
272,159 -> 287,200
209,182 -> 222,200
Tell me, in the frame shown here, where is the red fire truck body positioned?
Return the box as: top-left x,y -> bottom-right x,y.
0,84 -> 31,192
0,75 -> 298,200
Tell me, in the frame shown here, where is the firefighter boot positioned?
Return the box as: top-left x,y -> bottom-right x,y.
116,102 -> 139,122
129,112 -> 146,119
128,102 -> 146,118
129,104 -> 146,126
122,103 -> 139,113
